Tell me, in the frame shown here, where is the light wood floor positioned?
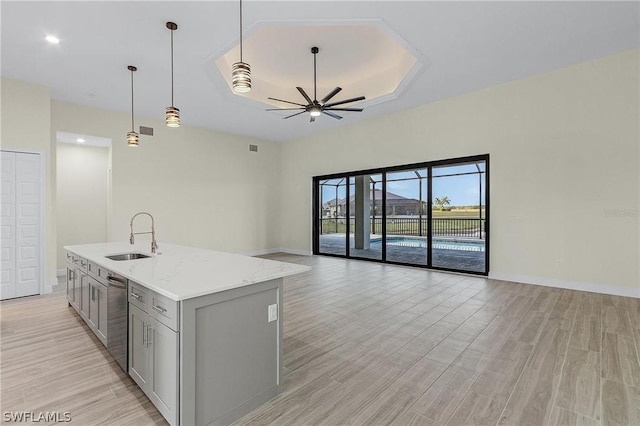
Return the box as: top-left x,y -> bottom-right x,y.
2,255 -> 639,425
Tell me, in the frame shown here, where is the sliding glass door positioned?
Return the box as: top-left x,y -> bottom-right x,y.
431,161 -> 486,273
385,168 -> 428,266
317,177 -> 347,256
348,174 -> 383,260
313,155 -> 489,275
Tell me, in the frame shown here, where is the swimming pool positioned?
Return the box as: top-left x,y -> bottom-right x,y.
372,237 -> 485,252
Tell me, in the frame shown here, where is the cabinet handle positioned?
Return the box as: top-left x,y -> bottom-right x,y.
130,292 -> 142,300
152,305 -> 167,314
147,324 -> 152,347
142,322 -> 147,345
80,261 -> 87,267
91,286 -> 95,302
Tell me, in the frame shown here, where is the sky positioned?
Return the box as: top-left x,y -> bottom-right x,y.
320,163 -> 486,207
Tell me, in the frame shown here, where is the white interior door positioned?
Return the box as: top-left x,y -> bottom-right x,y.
0,152 -> 17,299
0,150 -> 41,300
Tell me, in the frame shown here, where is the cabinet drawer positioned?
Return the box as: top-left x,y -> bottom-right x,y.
78,256 -> 88,272
129,281 -> 179,331
129,282 -> 149,311
87,261 -> 110,282
149,292 -> 178,331
67,252 -> 88,272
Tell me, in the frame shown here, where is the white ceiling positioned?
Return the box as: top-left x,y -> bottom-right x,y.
2,1 -> 638,143
56,131 -> 111,148
211,22 -> 421,112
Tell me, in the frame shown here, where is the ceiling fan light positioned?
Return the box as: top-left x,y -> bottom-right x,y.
309,106 -> 322,117
232,61 -> 252,93
127,131 -> 139,147
165,106 -> 181,127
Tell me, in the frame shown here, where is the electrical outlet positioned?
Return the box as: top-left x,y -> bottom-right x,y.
268,304 -> 278,322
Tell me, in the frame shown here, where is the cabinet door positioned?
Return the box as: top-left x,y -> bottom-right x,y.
88,282 -> 99,330
67,268 -> 80,311
148,317 -> 179,426
66,267 -> 74,304
129,303 -> 150,389
96,283 -> 108,344
79,273 -> 90,320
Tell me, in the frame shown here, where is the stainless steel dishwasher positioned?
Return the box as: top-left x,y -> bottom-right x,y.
100,271 -> 129,372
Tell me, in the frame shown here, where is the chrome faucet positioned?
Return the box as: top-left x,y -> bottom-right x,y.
129,212 -> 158,254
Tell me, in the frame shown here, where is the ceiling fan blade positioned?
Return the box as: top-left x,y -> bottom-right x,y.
320,87 -> 342,104
324,96 -> 366,108
324,108 -> 363,112
310,116 -> 316,123
283,111 -> 307,120
266,108 -> 305,111
322,110 -> 342,120
268,97 -> 306,107
296,87 -> 313,104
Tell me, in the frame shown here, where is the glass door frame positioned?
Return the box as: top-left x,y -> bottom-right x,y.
312,154 -> 490,275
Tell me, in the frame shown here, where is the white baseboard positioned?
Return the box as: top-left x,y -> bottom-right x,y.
278,248 -> 312,256
489,272 -> 640,299
243,248 -> 312,257
242,248 -> 282,257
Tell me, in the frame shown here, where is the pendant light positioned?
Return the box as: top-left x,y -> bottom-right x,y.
231,0 -> 251,93
126,65 -> 139,147
165,21 -> 180,127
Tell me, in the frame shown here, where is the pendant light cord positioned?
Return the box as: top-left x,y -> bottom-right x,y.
170,28 -> 174,106
239,0 -> 244,62
130,69 -> 135,131
313,50 -> 317,101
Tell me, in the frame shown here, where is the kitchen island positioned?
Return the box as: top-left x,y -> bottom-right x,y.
64,242 -> 310,426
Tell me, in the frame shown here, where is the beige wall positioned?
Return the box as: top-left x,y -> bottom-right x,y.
0,78 -> 57,290
51,101 -> 282,255
279,49 -> 640,296
3,49 -> 639,298
56,143 -> 109,269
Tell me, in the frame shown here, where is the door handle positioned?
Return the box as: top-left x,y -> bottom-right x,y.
107,275 -> 127,289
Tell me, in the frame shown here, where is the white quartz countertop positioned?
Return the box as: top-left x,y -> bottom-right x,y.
64,242 -> 310,301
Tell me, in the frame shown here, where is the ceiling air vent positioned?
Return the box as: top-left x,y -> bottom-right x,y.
139,126 -> 154,136
249,144 -> 258,152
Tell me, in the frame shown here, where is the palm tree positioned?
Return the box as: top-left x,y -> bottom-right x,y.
434,196 -> 451,211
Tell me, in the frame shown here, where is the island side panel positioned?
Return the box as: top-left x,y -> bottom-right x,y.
180,279 -> 283,426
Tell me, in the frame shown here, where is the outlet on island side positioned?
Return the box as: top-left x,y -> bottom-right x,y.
268,304 -> 278,322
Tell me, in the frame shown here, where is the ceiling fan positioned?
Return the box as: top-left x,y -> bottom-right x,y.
267,47 -> 366,122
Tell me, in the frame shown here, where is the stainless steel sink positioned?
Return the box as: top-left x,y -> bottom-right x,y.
105,252 -> 150,261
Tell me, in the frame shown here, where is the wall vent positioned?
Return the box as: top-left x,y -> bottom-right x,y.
249,144 -> 258,152
140,126 -> 154,136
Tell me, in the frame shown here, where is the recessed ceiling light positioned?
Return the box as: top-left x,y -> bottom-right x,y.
76,138 -> 85,143
45,35 -> 60,44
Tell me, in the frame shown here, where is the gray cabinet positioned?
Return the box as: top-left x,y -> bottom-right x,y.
87,277 -> 107,346
66,253 -> 88,314
129,303 -> 150,388
79,272 -> 90,320
128,283 -> 179,426
66,266 -> 76,307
